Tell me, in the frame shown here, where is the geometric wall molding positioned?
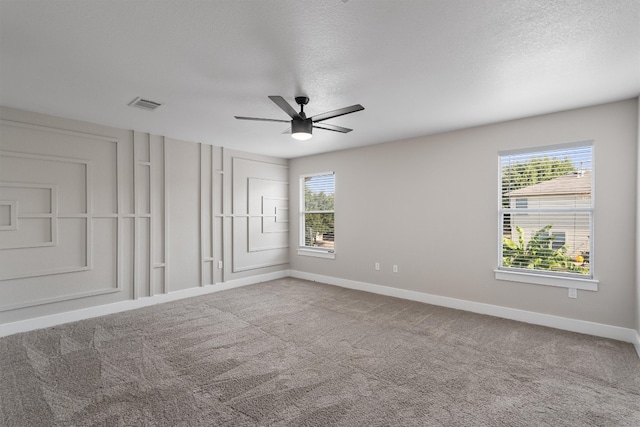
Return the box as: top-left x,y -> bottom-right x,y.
0,112 -> 290,324
0,120 -> 121,312
247,178 -> 289,252
132,131 -> 167,299
231,157 -> 289,272
0,150 -> 94,282
199,143 -> 217,287
0,182 -> 57,250
0,200 -> 17,231
0,149 -> 92,281
261,196 -> 289,234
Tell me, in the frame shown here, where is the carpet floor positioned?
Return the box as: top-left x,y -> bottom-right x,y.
1,278 -> 639,426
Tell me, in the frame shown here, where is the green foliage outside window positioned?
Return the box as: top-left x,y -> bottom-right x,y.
501,156 -> 575,197
502,225 -> 588,274
304,185 -> 334,247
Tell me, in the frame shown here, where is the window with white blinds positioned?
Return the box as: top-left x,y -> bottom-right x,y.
300,172 -> 335,254
498,142 -> 593,281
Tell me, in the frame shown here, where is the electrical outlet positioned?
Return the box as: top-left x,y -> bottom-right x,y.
392,265 -> 398,273
218,261 -> 223,269
375,262 -> 380,271
568,288 -> 577,299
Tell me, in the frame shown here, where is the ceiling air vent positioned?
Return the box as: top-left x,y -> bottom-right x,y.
128,97 -> 163,111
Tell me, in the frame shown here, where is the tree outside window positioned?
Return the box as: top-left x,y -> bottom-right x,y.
301,173 -> 335,251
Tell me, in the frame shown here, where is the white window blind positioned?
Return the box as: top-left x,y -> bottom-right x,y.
499,142 -> 593,279
300,172 -> 335,252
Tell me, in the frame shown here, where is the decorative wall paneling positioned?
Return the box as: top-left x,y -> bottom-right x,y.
0,200 -> 17,231
151,135 -> 167,296
225,153 -> 289,277
200,144 -> 217,287
0,120 -> 121,313
132,132 -> 169,299
0,181 -> 58,250
213,147 -> 224,285
0,108 -> 289,326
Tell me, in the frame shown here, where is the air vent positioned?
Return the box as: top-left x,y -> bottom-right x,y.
128,97 -> 163,111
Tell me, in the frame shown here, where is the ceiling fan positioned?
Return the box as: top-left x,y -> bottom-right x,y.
235,96 -> 364,140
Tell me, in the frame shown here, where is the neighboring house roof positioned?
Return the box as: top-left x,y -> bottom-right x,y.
508,171 -> 591,197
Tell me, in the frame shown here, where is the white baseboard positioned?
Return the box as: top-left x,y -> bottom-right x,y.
3,268 -> 639,361
0,270 -> 289,338
290,270 -> 640,348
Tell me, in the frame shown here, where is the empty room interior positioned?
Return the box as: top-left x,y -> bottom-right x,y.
1,1 -> 639,426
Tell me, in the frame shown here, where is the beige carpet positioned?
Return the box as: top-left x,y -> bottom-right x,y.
1,278 -> 639,426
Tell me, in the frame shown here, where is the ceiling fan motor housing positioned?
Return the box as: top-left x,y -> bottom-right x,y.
291,117 -> 313,135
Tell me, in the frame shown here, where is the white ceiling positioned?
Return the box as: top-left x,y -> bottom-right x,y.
1,1 -> 638,159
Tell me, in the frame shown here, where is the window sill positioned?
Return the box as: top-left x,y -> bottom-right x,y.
494,269 -> 598,291
297,248 -> 335,259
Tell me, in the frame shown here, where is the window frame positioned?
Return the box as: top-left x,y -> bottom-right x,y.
495,141 -> 598,291
298,171 -> 336,259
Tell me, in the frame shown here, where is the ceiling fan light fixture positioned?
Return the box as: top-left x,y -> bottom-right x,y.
291,119 -> 313,140
292,132 -> 312,141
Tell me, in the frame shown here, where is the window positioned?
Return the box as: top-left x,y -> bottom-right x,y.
496,142 -> 597,290
299,172 -> 335,258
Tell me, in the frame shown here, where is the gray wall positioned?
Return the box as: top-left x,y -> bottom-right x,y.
637,97 -> 640,335
0,107 -> 288,325
289,99 -> 638,329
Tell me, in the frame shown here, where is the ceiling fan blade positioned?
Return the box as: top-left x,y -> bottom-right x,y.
268,96 -> 301,119
311,104 -> 364,123
235,116 -> 289,123
314,123 -> 352,133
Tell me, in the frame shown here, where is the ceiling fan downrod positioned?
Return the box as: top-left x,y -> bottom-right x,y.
295,96 -> 310,118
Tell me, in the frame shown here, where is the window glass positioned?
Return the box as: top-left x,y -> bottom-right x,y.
300,173 -> 335,252
499,143 -> 592,277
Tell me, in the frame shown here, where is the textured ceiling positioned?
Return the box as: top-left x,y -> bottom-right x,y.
1,0 -> 638,159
